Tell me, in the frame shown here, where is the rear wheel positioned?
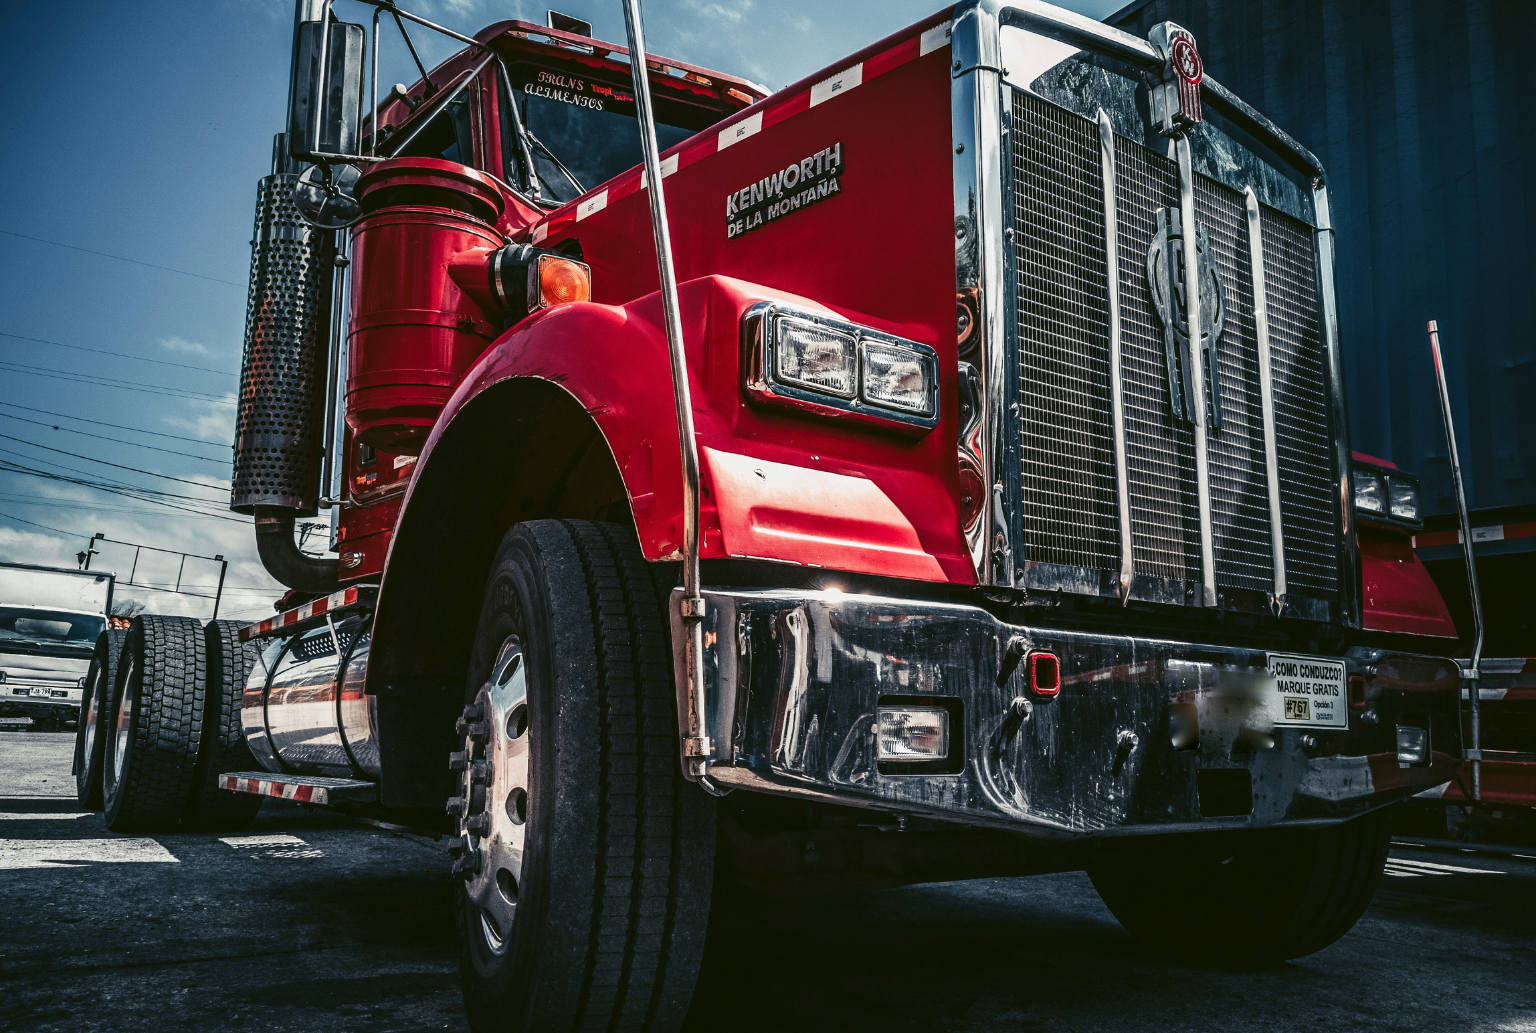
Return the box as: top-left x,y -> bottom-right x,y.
451,520 -> 716,1033
73,629 -> 127,810
183,620 -> 264,831
1088,809 -> 1393,964
103,616 -> 207,833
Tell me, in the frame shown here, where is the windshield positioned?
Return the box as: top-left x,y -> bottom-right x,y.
0,606 -> 104,654
502,62 -> 717,204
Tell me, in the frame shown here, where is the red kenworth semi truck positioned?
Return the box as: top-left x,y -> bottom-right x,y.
78,1 -> 1466,1027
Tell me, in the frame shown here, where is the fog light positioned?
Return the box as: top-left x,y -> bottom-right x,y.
1396,725 -> 1429,765
876,706 -> 949,762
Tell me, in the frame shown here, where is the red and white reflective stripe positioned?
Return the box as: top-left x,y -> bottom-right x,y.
523,17 -> 952,244
218,773 -> 330,806
1413,521 -> 1536,549
239,586 -> 361,642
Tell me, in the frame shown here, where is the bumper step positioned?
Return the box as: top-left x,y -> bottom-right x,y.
219,772 -> 377,806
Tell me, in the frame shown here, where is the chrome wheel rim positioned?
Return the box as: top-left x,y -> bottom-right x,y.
461,636 -> 530,956
112,657 -> 135,785
80,667 -> 101,768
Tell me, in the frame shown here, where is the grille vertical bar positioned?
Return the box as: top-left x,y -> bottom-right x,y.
1005,86 -> 1339,605
1113,142 -> 1200,582
1009,92 -> 1118,570
1259,209 -> 1338,594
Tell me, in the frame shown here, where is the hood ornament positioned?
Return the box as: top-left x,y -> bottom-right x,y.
1148,207 -> 1226,428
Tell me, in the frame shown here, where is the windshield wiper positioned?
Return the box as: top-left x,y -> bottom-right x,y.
524,128 -> 586,200
0,639 -> 42,649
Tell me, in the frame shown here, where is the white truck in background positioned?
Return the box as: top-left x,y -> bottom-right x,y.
0,562 -> 113,731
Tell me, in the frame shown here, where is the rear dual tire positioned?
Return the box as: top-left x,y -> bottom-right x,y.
103,616 -> 207,832
73,629 -> 127,810
101,616 -> 263,832
453,520 -> 716,1033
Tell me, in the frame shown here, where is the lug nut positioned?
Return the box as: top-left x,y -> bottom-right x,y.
465,813 -> 490,836
455,719 -> 489,743
461,702 -> 484,721
450,849 -> 482,877
445,797 -> 465,819
446,835 -> 470,858
468,784 -> 487,815
469,759 -> 494,786
448,750 -> 469,771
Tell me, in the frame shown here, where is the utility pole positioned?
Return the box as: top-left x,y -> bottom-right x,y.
77,532 -> 103,570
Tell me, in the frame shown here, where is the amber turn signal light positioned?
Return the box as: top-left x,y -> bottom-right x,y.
534,254 -> 591,310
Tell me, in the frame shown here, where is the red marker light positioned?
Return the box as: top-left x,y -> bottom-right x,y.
1028,651 -> 1060,698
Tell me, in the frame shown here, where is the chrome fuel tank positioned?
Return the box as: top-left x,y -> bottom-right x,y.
240,618 -> 378,780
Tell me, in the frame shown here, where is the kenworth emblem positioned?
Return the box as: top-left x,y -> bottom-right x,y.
1147,208 -> 1226,427
1147,23 -> 1203,134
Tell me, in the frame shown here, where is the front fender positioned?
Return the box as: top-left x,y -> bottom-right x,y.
405,274 -> 971,580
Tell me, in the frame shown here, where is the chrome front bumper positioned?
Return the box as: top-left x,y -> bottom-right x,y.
673,587 -> 1461,838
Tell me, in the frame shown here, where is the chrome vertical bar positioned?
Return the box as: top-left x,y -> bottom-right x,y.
368,8 -> 379,157
1429,320 -> 1483,802
621,0 -> 709,778
311,0 -> 336,156
1244,187 -> 1287,613
1175,135 -> 1217,607
1097,110 -> 1133,601
1310,181 -> 1360,626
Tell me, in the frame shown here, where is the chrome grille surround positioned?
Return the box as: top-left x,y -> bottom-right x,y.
1002,87 -> 1339,615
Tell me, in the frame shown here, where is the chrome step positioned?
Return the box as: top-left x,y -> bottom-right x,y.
219,771 -> 377,805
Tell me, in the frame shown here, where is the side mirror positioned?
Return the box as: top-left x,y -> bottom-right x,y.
289,19 -> 365,159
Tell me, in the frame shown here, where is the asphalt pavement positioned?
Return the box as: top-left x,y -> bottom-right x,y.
3,732 -> 1533,1033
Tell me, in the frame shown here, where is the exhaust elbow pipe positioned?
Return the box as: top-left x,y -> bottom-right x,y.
255,506 -> 339,594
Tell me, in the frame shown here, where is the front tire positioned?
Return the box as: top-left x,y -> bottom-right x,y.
103,616 -> 207,833
1088,809 -> 1393,964
452,520 -> 716,1033
73,629 -> 126,810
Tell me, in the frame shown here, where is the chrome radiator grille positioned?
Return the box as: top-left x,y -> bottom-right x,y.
1007,89 -> 1338,603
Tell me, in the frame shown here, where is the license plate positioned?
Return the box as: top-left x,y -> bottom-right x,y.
29,686 -> 51,697
1266,653 -> 1347,729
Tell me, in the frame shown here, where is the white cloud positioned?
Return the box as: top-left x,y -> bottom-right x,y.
163,395 -> 238,447
159,336 -> 211,355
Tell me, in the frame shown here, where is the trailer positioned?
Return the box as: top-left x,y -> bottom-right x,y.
75,2 -> 1467,1027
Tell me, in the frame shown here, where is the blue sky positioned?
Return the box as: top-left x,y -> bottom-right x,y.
0,0 -> 1114,621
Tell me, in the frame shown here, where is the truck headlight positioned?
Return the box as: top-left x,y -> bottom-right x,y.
1352,459 -> 1423,530
775,317 -> 856,397
1387,476 -> 1420,523
862,340 -> 937,417
1353,470 -> 1385,515
743,301 -> 940,432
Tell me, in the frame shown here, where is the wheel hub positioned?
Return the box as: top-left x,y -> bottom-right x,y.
112,657 -> 135,783
81,667 -> 101,767
449,635 -> 530,956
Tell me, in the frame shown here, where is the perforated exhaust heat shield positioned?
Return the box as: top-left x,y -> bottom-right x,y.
231,174 -> 333,515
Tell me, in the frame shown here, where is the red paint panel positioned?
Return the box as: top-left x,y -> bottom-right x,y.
1360,526 -> 1458,638
1435,760 -> 1536,808
704,447 -> 946,579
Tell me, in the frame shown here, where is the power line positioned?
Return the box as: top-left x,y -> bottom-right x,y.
0,451 -> 230,507
0,358 -> 236,404
0,432 -> 228,491
0,458 -> 245,524
0,401 -> 229,448
0,331 -> 236,377
0,228 -> 247,288
0,412 -> 226,465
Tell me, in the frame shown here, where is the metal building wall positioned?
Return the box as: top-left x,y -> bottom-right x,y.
1110,0 -> 1536,523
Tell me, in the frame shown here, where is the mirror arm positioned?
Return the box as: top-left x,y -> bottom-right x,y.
383,50 -> 497,159
388,8 -> 435,96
